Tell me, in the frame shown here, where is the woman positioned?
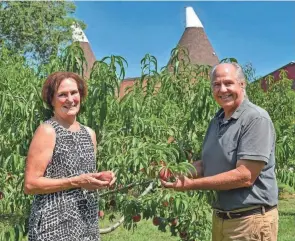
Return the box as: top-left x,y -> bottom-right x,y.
24,71 -> 116,241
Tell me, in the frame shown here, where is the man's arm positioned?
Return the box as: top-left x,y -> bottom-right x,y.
162,116 -> 274,191
161,159 -> 265,191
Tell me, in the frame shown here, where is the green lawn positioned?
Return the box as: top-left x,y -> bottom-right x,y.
1,197 -> 294,241
277,196 -> 295,241
101,197 -> 295,241
100,219 -> 179,241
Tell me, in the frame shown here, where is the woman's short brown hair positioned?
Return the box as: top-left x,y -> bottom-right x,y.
42,71 -> 87,109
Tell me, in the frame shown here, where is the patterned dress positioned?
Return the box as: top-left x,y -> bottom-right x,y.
28,119 -> 100,241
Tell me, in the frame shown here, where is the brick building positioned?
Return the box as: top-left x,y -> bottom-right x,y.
260,61 -> 295,90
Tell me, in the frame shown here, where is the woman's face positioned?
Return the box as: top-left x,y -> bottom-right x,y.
51,78 -> 81,118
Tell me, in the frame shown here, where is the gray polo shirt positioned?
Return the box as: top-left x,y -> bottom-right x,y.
202,99 -> 278,211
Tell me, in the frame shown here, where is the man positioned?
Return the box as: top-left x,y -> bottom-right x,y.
161,63 -> 278,241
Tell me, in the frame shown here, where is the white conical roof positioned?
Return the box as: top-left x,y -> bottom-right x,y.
71,23 -> 89,42
185,6 -> 203,28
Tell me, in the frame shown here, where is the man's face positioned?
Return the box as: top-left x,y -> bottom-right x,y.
212,64 -> 245,116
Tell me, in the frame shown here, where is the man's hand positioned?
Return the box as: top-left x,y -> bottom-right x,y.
160,175 -> 193,191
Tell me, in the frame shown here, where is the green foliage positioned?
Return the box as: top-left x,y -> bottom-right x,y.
278,182 -> 295,199
1,41 -> 295,240
0,43 -> 93,240
277,198 -> 295,241
0,1 -> 84,64
0,47 -> 41,241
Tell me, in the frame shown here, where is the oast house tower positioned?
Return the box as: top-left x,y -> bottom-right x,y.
71,23 -> 96,79
71,7 -> 219,96
171,6 -> 219,66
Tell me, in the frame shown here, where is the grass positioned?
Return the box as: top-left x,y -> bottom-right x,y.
277,196 -> 295,241
1,195 -> 294,241
100,196 -> 295,241
100,218 -> 179,241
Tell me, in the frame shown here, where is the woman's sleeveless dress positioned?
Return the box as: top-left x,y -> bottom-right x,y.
28,120 -> 100,241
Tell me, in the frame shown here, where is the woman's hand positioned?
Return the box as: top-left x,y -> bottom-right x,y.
73,173 -> 112,191
96,171 -> 116,187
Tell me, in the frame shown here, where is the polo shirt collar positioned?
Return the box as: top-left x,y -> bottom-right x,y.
215,98 -> 249,120
231,98 -> 249,119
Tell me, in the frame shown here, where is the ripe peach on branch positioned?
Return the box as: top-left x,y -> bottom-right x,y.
132,214 -> 141,222
152,216 -> 161,226
159,166 -> 174,182
97,171 -> 114,182
98,210 -> 104,218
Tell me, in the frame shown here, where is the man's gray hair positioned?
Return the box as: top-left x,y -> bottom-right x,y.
210,62 -> 246,84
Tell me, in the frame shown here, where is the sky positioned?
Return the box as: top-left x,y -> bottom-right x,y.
74,1 -> 295,79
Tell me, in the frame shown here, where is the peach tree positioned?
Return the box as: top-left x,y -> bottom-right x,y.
1,44 -> 295,241
0,44 -> 217,241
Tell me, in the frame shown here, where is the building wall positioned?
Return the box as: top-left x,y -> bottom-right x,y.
118,78 -> 162,98
118,79 -> 138,98
261,63 -> 295,91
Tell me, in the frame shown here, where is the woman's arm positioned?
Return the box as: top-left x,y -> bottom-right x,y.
24,124 -> 110,195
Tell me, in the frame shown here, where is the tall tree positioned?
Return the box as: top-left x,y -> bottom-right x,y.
0,1 -> 85,64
